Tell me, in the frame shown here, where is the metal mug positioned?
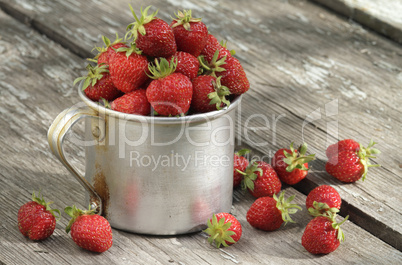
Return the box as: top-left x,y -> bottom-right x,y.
48,83 -> 242,235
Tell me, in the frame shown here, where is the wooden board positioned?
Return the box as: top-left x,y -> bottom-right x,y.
1,0 -> 400,250
0,0 -> 401,263
311,0 -> 402,44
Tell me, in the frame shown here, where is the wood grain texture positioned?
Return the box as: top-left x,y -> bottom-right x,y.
0,0 -> 401,263
311,0 -> 402,44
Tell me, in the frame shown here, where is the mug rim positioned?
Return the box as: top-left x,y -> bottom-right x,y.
78,81 -> 242,124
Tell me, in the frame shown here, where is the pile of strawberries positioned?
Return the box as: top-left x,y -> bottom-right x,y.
205,138 -> 380,255
75,6 -> 249,116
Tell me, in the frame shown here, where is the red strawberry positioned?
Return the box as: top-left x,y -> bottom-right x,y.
201,34 -> 233,63
272,142 -> 315,185
306,185 -> 341,216
204,213 -> 242,248
301,212 -> 348,254
170,10 -> 208,57
65,205 -> 113,253
167,51 -> 199,80
93,34 -> 128,66
191,75 -> 231,113
326,139 -> 381,182
108,44 -> 150,93
240,160 -> 282,198
217,56 -> 250,95
126,6 -> 176,58
109,89 -> 150,115
18,191 -> 60,241
146,58 -> 193,116
326,139 -> 360,159
200,52 -> 249,96
247,191 -> 301,231
74,64 -> 122,102
233,149 -> 250,188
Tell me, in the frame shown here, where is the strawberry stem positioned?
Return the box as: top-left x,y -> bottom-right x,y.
282,142 -> 315,172
203,214 -> 236,248
147,57 -> 177,80
171,9 -> 202,30
308,201 -> 339,217
64,205 -> 96,233
357,139 -> 381,181
73,64 -> 109,90
32,191 -> 61,220
274,191 -> 302,224
126,5 -> 158,41
207,76 -> 231,110
240,160 -> 263,191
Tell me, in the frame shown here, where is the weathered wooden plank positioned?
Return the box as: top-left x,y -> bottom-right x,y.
311,0 -> 402,44
0,1 -> 401,264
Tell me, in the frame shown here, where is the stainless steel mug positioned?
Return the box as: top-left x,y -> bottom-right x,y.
48,84 -> 241,235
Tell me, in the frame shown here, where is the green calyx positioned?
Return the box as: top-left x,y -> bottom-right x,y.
126,5 -> 158,41
322,210 -> 349,242
238,160 -> 263,191
198,50 -> 227,77
64,205 -> 96,234
219,40 -> 236,56
207,76 -> 231,110
235,149 -> 250,157
92,33 -> 123,59
308,201 -> 339,217
357,139 -> 381,181
203,214 -> 236,248
332,214 -> 349,242
114,41 -> 143,57
73,63 -> 109,90
171,9 -> 202,30
148,57 -> 177,79
282,142 -> 315,172
273,191 -> 302,225
32,191 -> 61,220
101,98 -> 112,109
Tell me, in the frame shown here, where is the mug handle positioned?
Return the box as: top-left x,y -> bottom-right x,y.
47,105 -> 105,214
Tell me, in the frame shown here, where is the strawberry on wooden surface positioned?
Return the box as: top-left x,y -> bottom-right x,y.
146,58 -> 193,116
272,142 -> 315,185
18,192 -> 60,241
65,205 -> 113,253
247,191 -> 302,231
126,5 -> 177,58
326,139 -> 360,159
239,160 -> 282,198
326,139 -> 381,182
301,211 -> 348,254
74,64 -> 122,102
204,213 -> 242,248
306,185 -> 342,217
191,75 -> 231,113
170,10 -> 208,57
